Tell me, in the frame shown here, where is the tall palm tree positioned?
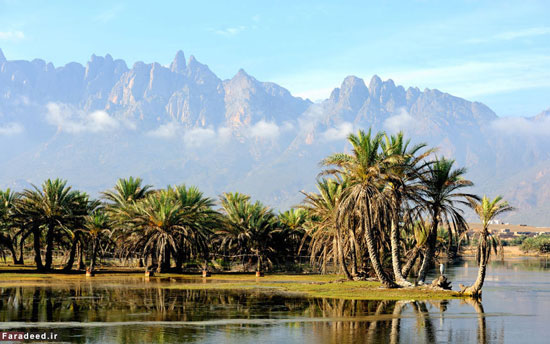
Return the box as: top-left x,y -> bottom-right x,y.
322,129 -> 398,288
381,132 -> 432,286
461,196 -> 514,296
219,192 -> 277,274
17,179 -> 87,271
102,177 -> 152,263
126,190 -> 188,272
416,158 -> 477,283
169,185 -> 219,271
62,192 -> 100,271
302,178 -> 352,279
82,210 -> 111,272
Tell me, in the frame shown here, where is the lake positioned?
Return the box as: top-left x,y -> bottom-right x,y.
0,258 -> 548,343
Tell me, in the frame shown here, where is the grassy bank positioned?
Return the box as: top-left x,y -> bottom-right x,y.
0,270 -> 463,301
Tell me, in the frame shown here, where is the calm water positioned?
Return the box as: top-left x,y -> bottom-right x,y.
0,258 -> 549,343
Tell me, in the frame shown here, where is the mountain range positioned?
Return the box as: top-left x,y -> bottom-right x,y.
1,48 -> 549,225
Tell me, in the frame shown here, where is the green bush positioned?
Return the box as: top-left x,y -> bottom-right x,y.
520,235 -> 550,253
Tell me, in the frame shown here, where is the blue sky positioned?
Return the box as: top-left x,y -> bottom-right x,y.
0,0 -> 549,117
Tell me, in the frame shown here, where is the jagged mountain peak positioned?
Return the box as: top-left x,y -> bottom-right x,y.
368,74 -> 383,91
170,50 -> 186,74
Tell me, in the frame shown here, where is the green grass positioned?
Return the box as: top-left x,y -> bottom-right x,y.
0,270 -> 464,300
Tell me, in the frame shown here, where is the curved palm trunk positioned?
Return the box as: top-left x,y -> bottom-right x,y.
44,223 -> 55,270
390,215 -> 411,286
32,225 -> 44,271
462,229 -> 489,297
401,246 -> 420,279
417,217 -> 439,284
364,218 -> 398,288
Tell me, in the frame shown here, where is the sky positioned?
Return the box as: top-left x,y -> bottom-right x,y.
0,0 -> 549,117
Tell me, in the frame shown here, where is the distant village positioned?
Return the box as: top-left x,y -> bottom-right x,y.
469,221 -> 550,239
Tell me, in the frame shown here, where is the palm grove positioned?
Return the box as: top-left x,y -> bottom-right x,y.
0,129 -> 513,296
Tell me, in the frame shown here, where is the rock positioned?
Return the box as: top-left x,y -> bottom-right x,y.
431,275 -> 452,290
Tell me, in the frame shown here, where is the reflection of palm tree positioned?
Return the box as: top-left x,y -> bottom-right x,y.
390,301 -> 409,344
464,299 -> 487,344
411,301 -> 437,342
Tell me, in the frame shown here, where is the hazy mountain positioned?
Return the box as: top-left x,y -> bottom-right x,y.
0,48 -> 548,225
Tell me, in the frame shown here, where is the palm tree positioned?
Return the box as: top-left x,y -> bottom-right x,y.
416,158 -> 477,284
62,192 -> 100,271
82,210 -> 111,272
0,189 -> 20,264
169,185 -> 219,271
123,190 -> 186,273
102,177 -> 153,206
381,132 -> 432,286
102,177 -> 152,264
302,178 -> 352,279
276,208 -> 308,263
322,129 -> 398,288
219,192 -> 277,274
461,196 -> 514,297
17,179 -> 87,271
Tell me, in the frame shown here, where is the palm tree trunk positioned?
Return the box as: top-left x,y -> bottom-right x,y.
90,239 -> 98,272
32,225 -> 44,271
77,242 -> 85,270
364,218 -> 398,288
256,253 -> 262,272
44,223 -> 55,270
390,214 -> 410,286
160,245 -> 171,272
349,233 -> 358,276
0,234 -> 18,265
63,234 -> 79,271
17,231 -> 31,265
401,246 -> 420,279
417,217 -> 439,284
463,230 -> 489,297
336,228 -> 352,280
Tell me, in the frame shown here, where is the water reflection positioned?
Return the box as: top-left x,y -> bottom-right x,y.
0,280 -> 495,344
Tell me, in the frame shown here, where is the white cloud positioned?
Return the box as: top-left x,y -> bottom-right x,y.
213,26 -> 246,37
147,122 -> 181,138
383,109 -> 416,133
218,126 -> 232,142
248,120 -> 280,139
0,122 -> 23,135
491,116 -> 550,136
45,102 -> 119,133
321,121 -> 354,141
183,127 -> 216,147
0,30 -> 24,41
